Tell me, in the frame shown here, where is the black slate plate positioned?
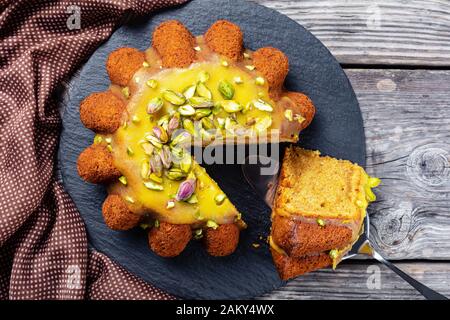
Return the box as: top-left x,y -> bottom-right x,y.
58,0 -> 365,299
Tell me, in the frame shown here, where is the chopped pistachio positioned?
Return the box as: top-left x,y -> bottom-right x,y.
121,87 -> 130,98
214,193 -> 227,205
182,119 -> 196,135
104,137 -> 112,144
180,155 -> 192,173
143,181 -> 164,191
254,116 -> 272,132
152,125 -> 169,144
221,100 -> 242,113
317,218 -> 325,227
125,196 -> 135,204
284,109 -> 293,121
157,114 -> 170,130
140,223 -> 150,230
255,77 -> 265,86
243,52 -> 251,59
189,96 -> 214,108
93,135 -> 103,144
132,115 -> 140,123
187,194 -> 198,204
193,228 -> 203,240
221,60 -> 229,67
196,82 -> 212,100
245,65 -> 255,71
166,168 -> 185,180
201,117 -> 214,130
166,200 -> 175,209
253,99 -> 273,112
147,97 -> 164,114
294,114 -> 305,124
154,220 -> 160,228
368,177 -> 381,188
183,84 -> 197,99
193,108 -> 212,120
106,145 -> 113,152
206,220 -> 219,230
218,80 -> 235,99
233,76 -> 243,84
141,142 -> 154,156
198,71 -> 210,83
149,173 -> 163,184
252,243 -> 260,249
178,104 -> 196,116
216,117 -> 225,129
162,90 -> 186,105
141,161 -> 150,179
118,176 -> 127,185
145,134 -> 163,149
170,131 -> 191,147
329,249 -> 339,260
146,79 -> 158,89
126,146 -> 134,156
194,46 -> 201,51
142,61 -> 150,68
242,102 -> 252,114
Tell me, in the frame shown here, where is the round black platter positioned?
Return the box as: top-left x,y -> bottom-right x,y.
58,0 -> 365,299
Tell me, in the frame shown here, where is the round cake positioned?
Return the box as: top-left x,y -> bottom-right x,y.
76,20 -> 316,259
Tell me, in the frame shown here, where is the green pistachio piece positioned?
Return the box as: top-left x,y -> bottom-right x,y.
106,145 -> 113,152
125,196 -> 135,204
104,137 -> 112,144
141,161 -> 150,179
166,200 -> 175,209
170,131 -> 191,147
178,104 -> 196,116
118,176 -> 127,185
253,99 -> 273,112
198,71 -> 210,83
221,60 -> 229,67
180,155 -> 192,173
233,76 -> 243,84
214,193 -> 226,205
141,142 -> 154,156
193,228 -> 203,240
166,168 -> 186,181
201,117 -> 214,130
149,173 -> 163,184
193,108 -> 212,120
221,100 -> 242,113
189,96 -> 214,108
245,65 -> 255,71
187,194 -> 198,204
154,219 -> 160,228
182,119 -> 196,135
93,135 -> 103,144
183,84 -> 197,99
121,87 -> 130,98
206,220 -> 219,230
147,97 -> 164,114
243,52 -> 251,59
317,218 -> 325,227
255,77 -> 265,86
143,181 -> 164,191
284,109 -> 293,121
216,117 -> 225,129
329,249 -> 339,260
218,80 -> 235,99
254,116 -> 272,132
132,115 -> 140,123
146,79 -> 158,88
144,134 -> 163,149
162,90 -> 186,105
126,146 -> 134,156
196,82 -> 212,99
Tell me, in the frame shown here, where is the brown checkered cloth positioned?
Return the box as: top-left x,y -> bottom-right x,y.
0,0 -> 189,300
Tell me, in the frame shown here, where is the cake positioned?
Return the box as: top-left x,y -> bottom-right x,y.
269,146 -> 380,280
76,20 -> 316,258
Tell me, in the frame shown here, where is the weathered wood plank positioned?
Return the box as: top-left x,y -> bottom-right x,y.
344,69 -> 450,260
254,0 -> 450,66
259,261 -> 450,299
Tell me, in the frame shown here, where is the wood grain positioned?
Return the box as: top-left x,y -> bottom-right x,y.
345,69 -> 450,260
253,0 -> 450,66
258,261 -> 450,299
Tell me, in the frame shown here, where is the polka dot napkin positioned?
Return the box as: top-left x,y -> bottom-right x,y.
0,0 -> 188,300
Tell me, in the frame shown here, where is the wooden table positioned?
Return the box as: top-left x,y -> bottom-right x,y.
254,0 -> 450,299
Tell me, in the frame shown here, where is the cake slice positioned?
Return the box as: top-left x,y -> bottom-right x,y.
269,146 -> 380,280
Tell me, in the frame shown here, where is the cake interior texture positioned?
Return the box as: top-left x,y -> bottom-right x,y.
270,146 -> 379,280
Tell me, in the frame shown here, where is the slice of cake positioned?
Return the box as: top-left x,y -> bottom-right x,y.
269,146 -> 379,280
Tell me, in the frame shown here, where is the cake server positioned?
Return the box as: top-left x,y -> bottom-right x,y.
241,155 -> 447,300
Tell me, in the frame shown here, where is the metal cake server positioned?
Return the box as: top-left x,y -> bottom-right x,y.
241,155 -> 447,300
